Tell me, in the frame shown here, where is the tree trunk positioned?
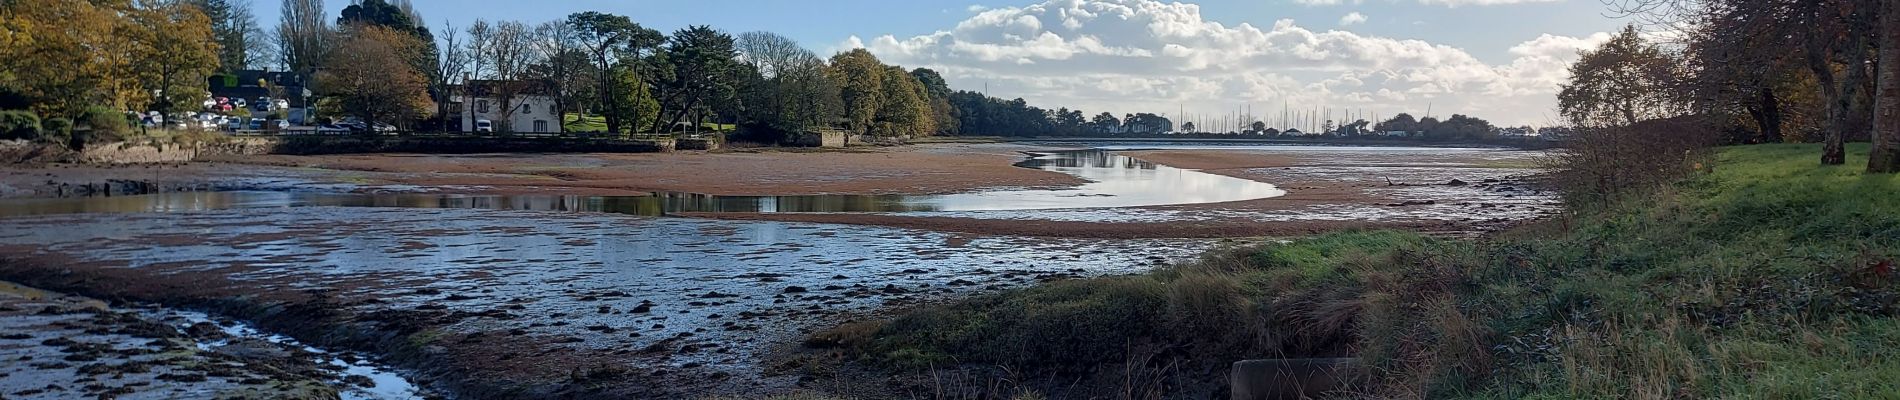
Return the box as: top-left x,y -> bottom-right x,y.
1749,87 -> 1783,144
1813,53 -> 1849,164
1832,59 -> 1870,165
597,51 -> 619,134
1874,0 -> 1900,173
664,98 -> 701,134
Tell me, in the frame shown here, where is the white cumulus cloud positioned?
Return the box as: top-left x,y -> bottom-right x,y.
1339,12 -> 1368,26
849,0 -> 1606,126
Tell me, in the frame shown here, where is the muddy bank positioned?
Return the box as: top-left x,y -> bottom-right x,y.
0,280 -> 422,400
686,146 -> 1557,237
0,208 -> 1210,398
2,144 -> 1081,199
680,212 -> 1461,239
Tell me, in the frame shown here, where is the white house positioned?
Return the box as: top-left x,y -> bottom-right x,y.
451,80 -> 560,133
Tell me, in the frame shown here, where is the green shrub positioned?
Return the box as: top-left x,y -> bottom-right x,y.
0,110 -> 40,140
39,117 -> 72,146
70,106 -> 130,149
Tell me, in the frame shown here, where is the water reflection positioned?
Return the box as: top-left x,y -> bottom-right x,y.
0,150 -> 1286,217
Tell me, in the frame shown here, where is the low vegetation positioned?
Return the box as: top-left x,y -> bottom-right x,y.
811,143 -> 1900,398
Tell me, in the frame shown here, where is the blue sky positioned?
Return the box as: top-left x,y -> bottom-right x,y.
254,0 -> 1638,126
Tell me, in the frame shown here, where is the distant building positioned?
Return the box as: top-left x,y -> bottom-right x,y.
449,80 -> 560,133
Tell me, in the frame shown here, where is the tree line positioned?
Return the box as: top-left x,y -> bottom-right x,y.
5,0 -> 1521,145
1561,1 -> 1900,173
0,0 -> 221,145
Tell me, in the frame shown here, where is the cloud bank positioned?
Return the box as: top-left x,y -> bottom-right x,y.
845,0 -> 1607,126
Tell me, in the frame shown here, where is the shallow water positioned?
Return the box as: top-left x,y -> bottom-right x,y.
159,311 -> 424,400
0,150 -> 1285,217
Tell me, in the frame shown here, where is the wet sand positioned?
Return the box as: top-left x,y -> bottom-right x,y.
0,144 -> 1083,199
688,146 -> 1558,237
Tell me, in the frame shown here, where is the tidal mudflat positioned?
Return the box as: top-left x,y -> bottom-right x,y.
0,143 -> 1554,397
0,207 -> 1212,396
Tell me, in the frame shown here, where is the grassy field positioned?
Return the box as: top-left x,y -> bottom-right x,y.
810,143 -> 1900,398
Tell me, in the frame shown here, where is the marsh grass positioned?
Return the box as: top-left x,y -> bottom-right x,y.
814,143 -> 1900,398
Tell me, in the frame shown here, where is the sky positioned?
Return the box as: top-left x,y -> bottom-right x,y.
251,0 -> 1635,127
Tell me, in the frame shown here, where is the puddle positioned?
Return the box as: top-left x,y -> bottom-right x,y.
0,150 -> 1284,217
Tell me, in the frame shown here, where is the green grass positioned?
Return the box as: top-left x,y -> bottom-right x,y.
563,114 -> 606,132
817,143 -> 1900,398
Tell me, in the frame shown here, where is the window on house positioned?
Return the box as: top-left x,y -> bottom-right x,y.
550,104 -> 557,114
533,120 -> 548,132
477,100 -> 489,113
522,103 -> 532,115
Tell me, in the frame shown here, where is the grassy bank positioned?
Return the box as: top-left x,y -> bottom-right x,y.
810,143 -> 1900,398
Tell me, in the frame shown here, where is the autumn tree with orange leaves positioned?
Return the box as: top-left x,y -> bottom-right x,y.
314,25 -> 435,130
0,0 -> 220,116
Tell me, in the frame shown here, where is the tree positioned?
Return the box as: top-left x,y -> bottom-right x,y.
606,63 -> 658,135
436,20 -> 468,131
564,12 -> 649,133
1091,112 -> 1121,133
1,0 -> 220,115
467,20 -> 538,131
316,25 -> 434,130
276,0 -> 330,76
1250,120 -> 1267,134
1,0 -> 135,115
912,68 -> 957,135
827,49 -> 885,135
734,31 -> 837,133
910,68 -> 957,134
530,21 -> 589,129
1375,113 -> 1420,133
337,0 -> 438,90
136,1 -> 222,114
1558,26 -> 1684,128
193,0 -> 269,71
1872,0 -> 1900,173
874,65 -> 931,136
338,0 -> 425,38
1123,113 -> 1172,134
1181,121 -> 1197,133
652,25 -> 738,133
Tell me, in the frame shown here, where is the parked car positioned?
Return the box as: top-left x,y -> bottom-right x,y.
246,118 -> 265,131
474,119 -> 494,133
269,119 -> 289,130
